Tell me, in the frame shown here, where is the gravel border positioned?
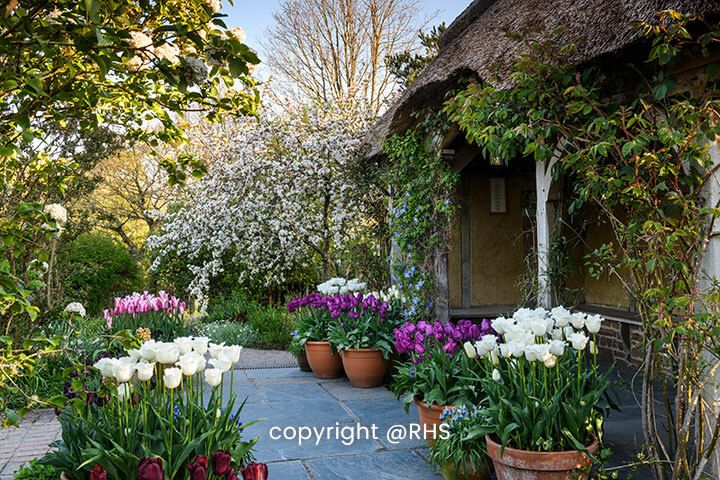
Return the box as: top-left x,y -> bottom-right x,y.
234,348 -> 298,369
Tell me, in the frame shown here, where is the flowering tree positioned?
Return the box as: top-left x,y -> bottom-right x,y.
149,102 -> 377,304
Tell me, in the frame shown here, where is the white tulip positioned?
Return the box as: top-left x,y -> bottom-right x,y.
205,368 -> 223,387
225,345 -> 243,364
196,355 -> 207,372
563,326 -> 575,340
94,358 -> 117,378
524,346 -> 537,362
491,317 -> 511,335
499,343 -> 513,358
128,349 -> 142,361
155,343 -> 180,364
176,353 -> 200,376
163,367 -> 182,389
589,340 -> 598,354
117,383 -> 131,401
568,332 -> 589,351
492,369 -> 502,382
528,319 -> 548,337
585,315 -> 603,334
463,341 -> 477,359
549,340 -> 566,356
139,340 -> 158,362
192,337 -> 209,355
174,337 -> 194,355
489,349 -> 499,365
508,341 -> 525,358
551,328 -> 564,340
208,342 -> 226,358
544,354 -> 557,368
136,362 -> 155,382
570,313 -> 586,330
113,361 -> 135,383
209,357 -> 232,372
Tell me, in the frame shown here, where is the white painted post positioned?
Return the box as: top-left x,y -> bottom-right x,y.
701,139 -> 720,477
536,159 -> 554,309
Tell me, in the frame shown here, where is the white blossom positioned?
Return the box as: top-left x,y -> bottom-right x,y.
63,302 -> 86,317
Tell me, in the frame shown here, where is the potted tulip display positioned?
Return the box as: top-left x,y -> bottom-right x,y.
462,307 -> 611,480
288,292 -> 344,378
430,405 -> 490,480
326,293 -> 399,387
288,331 -> 312,372
392,319 -> 493,442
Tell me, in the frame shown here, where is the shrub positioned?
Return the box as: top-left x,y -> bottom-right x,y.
206,291 -> 292,349
202,321 -> 259,347
57,233 -> 143,316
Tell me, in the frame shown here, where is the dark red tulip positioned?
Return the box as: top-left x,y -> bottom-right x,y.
137,457 -> 163,480
211,450 -> 232,475
188,455 -> 208,480
226,468 -> 240,480
89,465 -> 106,480
241,462 -> 268,480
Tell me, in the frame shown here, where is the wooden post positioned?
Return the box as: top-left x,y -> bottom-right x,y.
535,159 -> 556,309
701,139 -> 720,477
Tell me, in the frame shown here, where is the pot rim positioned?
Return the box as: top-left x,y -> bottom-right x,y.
305,340 -> 330,345
341,347 -> 385,354
485,435 -> 599,470
413,396 -> 455,412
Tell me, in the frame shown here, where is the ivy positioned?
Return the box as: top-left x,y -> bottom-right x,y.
383,113 -> 459,319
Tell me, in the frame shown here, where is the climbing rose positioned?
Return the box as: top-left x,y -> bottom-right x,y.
136,457 -> 163,480
241,462 -> 268,480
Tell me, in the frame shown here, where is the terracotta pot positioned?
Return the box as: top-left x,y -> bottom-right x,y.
295,349 -> 312,372
486,436 -> 599,480
413,397 -> 454,444
341,348 -> 390,388
441,460 -> 491,480
305,341 -> 344,378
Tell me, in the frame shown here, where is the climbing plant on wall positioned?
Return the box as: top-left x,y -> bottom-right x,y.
445,10 -> 720,480
382,113 -> 459,319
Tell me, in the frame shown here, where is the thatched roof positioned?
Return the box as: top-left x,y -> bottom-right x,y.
367,0 -> 720,158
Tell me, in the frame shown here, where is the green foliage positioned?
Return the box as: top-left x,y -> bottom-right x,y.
444,10 -> 720,478
206,291 -> 292,349
383,117 -> 459,319
429,405 -> 489,479
13,460 -> 60,480
327,298 -> 403,358
111,312 -> 190,343
386,23 -> 446,90
202,321 -> 259,348
58,233 -> 143,316
392,346 -> 478,413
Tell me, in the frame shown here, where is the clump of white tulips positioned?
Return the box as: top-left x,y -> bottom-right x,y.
83,336 -> 252,477
463,307 -> 612,453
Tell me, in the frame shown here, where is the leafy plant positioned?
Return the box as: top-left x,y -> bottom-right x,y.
13,460 -> 60,480
202,321 -> 259,348
429,405 -> 489,479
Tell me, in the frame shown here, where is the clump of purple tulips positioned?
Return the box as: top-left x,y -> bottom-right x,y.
288,292 -> 389,320
394,319 -> 494,362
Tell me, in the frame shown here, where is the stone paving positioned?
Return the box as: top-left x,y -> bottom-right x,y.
0,364 -> 651,479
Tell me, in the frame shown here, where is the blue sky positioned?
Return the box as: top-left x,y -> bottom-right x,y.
222,1 -> 471,49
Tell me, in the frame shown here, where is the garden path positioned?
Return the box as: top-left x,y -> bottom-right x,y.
0,361 -> 651,479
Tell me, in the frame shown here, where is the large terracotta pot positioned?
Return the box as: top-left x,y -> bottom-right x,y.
295,349 -> 312,372
413,397 -> 454,444
341,348 -> 390,388
441,460 -> 490,480
305,341 -> 344,379
486,436 -> 599,480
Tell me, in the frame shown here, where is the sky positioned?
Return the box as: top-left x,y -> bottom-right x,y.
222,0 -> 471,50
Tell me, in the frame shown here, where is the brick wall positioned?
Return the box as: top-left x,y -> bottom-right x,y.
594,319 -> 644,367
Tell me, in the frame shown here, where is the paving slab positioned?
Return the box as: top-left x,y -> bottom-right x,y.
305,450 -> 442,480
